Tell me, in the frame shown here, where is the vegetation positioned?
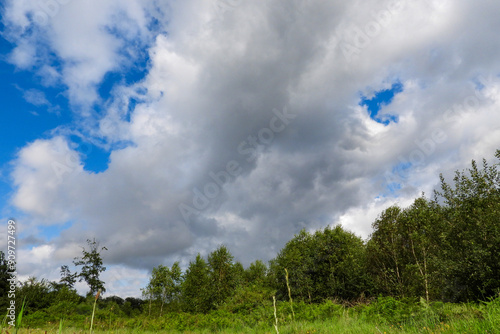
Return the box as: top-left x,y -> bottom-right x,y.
73,238 -> 108,296
1,150 -> 499,333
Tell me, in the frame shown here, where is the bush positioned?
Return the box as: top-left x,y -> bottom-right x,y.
24,310 -> 54,327
359,296 -> 419,324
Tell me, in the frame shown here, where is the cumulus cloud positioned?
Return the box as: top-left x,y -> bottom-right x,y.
3,0 -> 500,296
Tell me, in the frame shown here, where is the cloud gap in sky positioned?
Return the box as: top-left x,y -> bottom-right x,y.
359,81 -> 403,126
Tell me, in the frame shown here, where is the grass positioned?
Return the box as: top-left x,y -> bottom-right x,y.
8,317 -> 500,334
14,298 -> 26,334
272,296 -> 279,334
58,319 -> 63,334
8,294 -> 500,334
9,297 -> 500,334
90,290 -> 102,334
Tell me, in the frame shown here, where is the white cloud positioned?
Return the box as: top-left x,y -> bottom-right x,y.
7,40 -> 36,69
338,195 -> 415,240
23,89 -> 50,107
11,137 -> 83,222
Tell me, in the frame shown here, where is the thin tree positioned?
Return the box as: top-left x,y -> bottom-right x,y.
73,238 -> 108,296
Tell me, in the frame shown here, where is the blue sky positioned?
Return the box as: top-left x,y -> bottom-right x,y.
360,82 -> 403,126
1,0 -> 500,298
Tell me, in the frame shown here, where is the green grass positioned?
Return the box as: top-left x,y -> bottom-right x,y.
11,295 -> 500,334
14,298 -> 26,334
9,316 -> 500,334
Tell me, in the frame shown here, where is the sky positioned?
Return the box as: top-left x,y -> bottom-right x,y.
1,0 -> 500,298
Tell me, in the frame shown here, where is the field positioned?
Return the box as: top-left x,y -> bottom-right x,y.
5,295 -> 500,334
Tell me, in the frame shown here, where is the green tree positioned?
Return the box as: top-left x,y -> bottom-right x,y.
366,206 -> 407,297
435,151 -> 500,301
182,254 -> 211,313
398,197 -> 445,301
52,284 -> 81,304
244,260 -> 267,286
145,262 -> 182,316
73,238 -> 107,296
233,261 -> 245,288
310,226 -> 369,301
272,226 -> 368,303
207,245 -> 238,307
122,297 -> 143,317
17,277 -> 53,314
270,229 -> 314,301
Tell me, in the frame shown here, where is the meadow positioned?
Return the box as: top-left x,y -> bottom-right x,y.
4,295 -> 500,334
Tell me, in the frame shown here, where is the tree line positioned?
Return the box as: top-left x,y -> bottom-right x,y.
0,150 -> 499,318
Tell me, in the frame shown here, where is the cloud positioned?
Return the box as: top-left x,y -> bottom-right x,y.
4,0 -> 500,297
22,89 -> 50,107
2,0 -> 160,109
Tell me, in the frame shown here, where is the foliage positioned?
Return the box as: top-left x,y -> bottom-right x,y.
435,152 -> 500,302
244,260 -> 268,286
366,205 -> 406,296
59,265 -> 78,289
18,294 -> 500,333
271,226 -> 369,302
207,245 -> 238,307
73,238 -> 108,296
181,254 -> 212,313
367,198 -> 445,301
17,277 -> 53,314
143,262 -> 182,315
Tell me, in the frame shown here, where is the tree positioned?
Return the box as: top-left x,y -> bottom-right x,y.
366,206 -> 407,297
434,151 -> 500,301
73,238 -> 107,296
145,262 -> 182,316
271,226 -> 369,303
182,254 -> 211,313
124,297 -> 144,316
367,200 -> 446,300
310,225 -> 369,301
233,261 -> 245,287
397,197 -> 445,301
244,260 -> 268,286
270,229 -> 314,301
207,245 -> 238,307
17,276 -> 53,313
60,265 -> 78,289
